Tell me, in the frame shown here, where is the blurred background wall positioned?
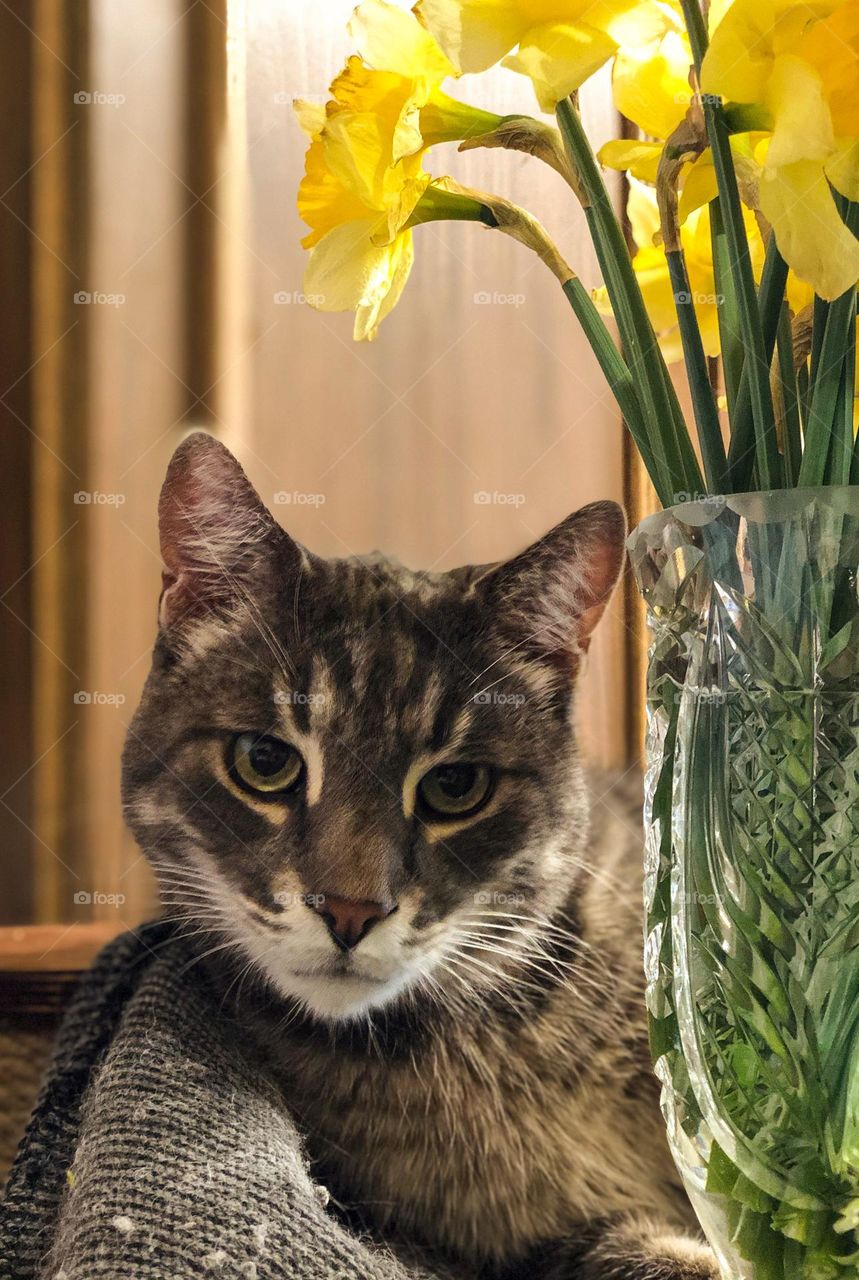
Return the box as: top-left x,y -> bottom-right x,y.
0,0 -> 646,930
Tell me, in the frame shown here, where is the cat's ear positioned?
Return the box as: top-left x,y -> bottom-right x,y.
477,500 -> 627,661
158,432 -> 287,630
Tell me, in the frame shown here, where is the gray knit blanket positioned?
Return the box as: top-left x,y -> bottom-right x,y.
0,923 -> 469,1280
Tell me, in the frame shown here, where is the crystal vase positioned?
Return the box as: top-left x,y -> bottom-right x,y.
629,489 -> 859,1280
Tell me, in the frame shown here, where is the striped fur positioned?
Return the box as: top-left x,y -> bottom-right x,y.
122,434 -> 716,1278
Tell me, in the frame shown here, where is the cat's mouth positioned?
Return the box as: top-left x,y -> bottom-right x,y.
291,964 -> 386,983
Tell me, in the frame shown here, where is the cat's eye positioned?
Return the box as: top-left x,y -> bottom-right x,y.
229,733 -> 304,796
417,763 -> 494,819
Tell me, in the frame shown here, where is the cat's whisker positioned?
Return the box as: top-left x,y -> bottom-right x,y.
176,935 -> 243,978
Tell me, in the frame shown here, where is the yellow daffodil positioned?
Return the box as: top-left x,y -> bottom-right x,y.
296,0 -> 502,171
702,0 -> 859,300
295,0 -> 502,339
297,118 -> 427,341
415,0 -> 670,111
598,18 -> 718,222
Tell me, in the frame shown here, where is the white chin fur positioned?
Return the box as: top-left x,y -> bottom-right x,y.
264,963 -> 415,1021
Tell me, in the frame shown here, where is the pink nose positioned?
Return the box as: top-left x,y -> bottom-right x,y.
313,895 -> 395,950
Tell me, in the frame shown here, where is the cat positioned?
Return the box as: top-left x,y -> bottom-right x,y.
122,432 -> 719,1279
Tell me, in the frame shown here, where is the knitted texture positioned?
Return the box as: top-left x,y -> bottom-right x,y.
0,925 -> 466,1280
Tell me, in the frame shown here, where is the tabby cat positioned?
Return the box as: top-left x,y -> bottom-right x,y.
122,433 -> 718,1279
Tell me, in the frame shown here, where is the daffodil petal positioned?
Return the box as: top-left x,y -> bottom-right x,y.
297,139 -> 374,247
293,99 -> 327,138
503,21 -> 619,111
414,0 -> 524,73
599,139 -> 662,183
786,269 -> 814,316
303,221 -> 414,341
826,139 -> 859,203
349,0 -> 453,81
799,2 -> 859,136
355,229 -> 414,340
612,30 -> 693,140
678,154 -> 718,221
759,159 -> 859,301
765,53 -> 833,169
701,0 -> 776,105
327,59 -> 425,166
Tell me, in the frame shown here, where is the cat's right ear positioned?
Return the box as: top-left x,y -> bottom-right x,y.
157,432 -> 289,631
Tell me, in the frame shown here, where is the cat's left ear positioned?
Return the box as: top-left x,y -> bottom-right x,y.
477,500 -> 627,660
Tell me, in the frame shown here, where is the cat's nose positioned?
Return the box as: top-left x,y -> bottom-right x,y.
313,895 -> 395,950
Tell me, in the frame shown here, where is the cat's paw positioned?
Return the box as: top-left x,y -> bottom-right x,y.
583,1224 -> 720,1279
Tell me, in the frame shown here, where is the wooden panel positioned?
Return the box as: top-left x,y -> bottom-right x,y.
29,0 -> 91,922
0,0 -> 36,924
80,0 -> 211,922
0,922 -> 121,971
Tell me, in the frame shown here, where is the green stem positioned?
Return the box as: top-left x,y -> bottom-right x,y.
680,0 -> 781,490
827,282 -> 855,486
798,211 -> 859,487
776,302 -> 802,488
561,277 -> 665,502
666,250 -> 727,492
710,200 -> 743,419
556,97 -> 703,501
726,239 -> 788,491
408,185 -> 497,227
